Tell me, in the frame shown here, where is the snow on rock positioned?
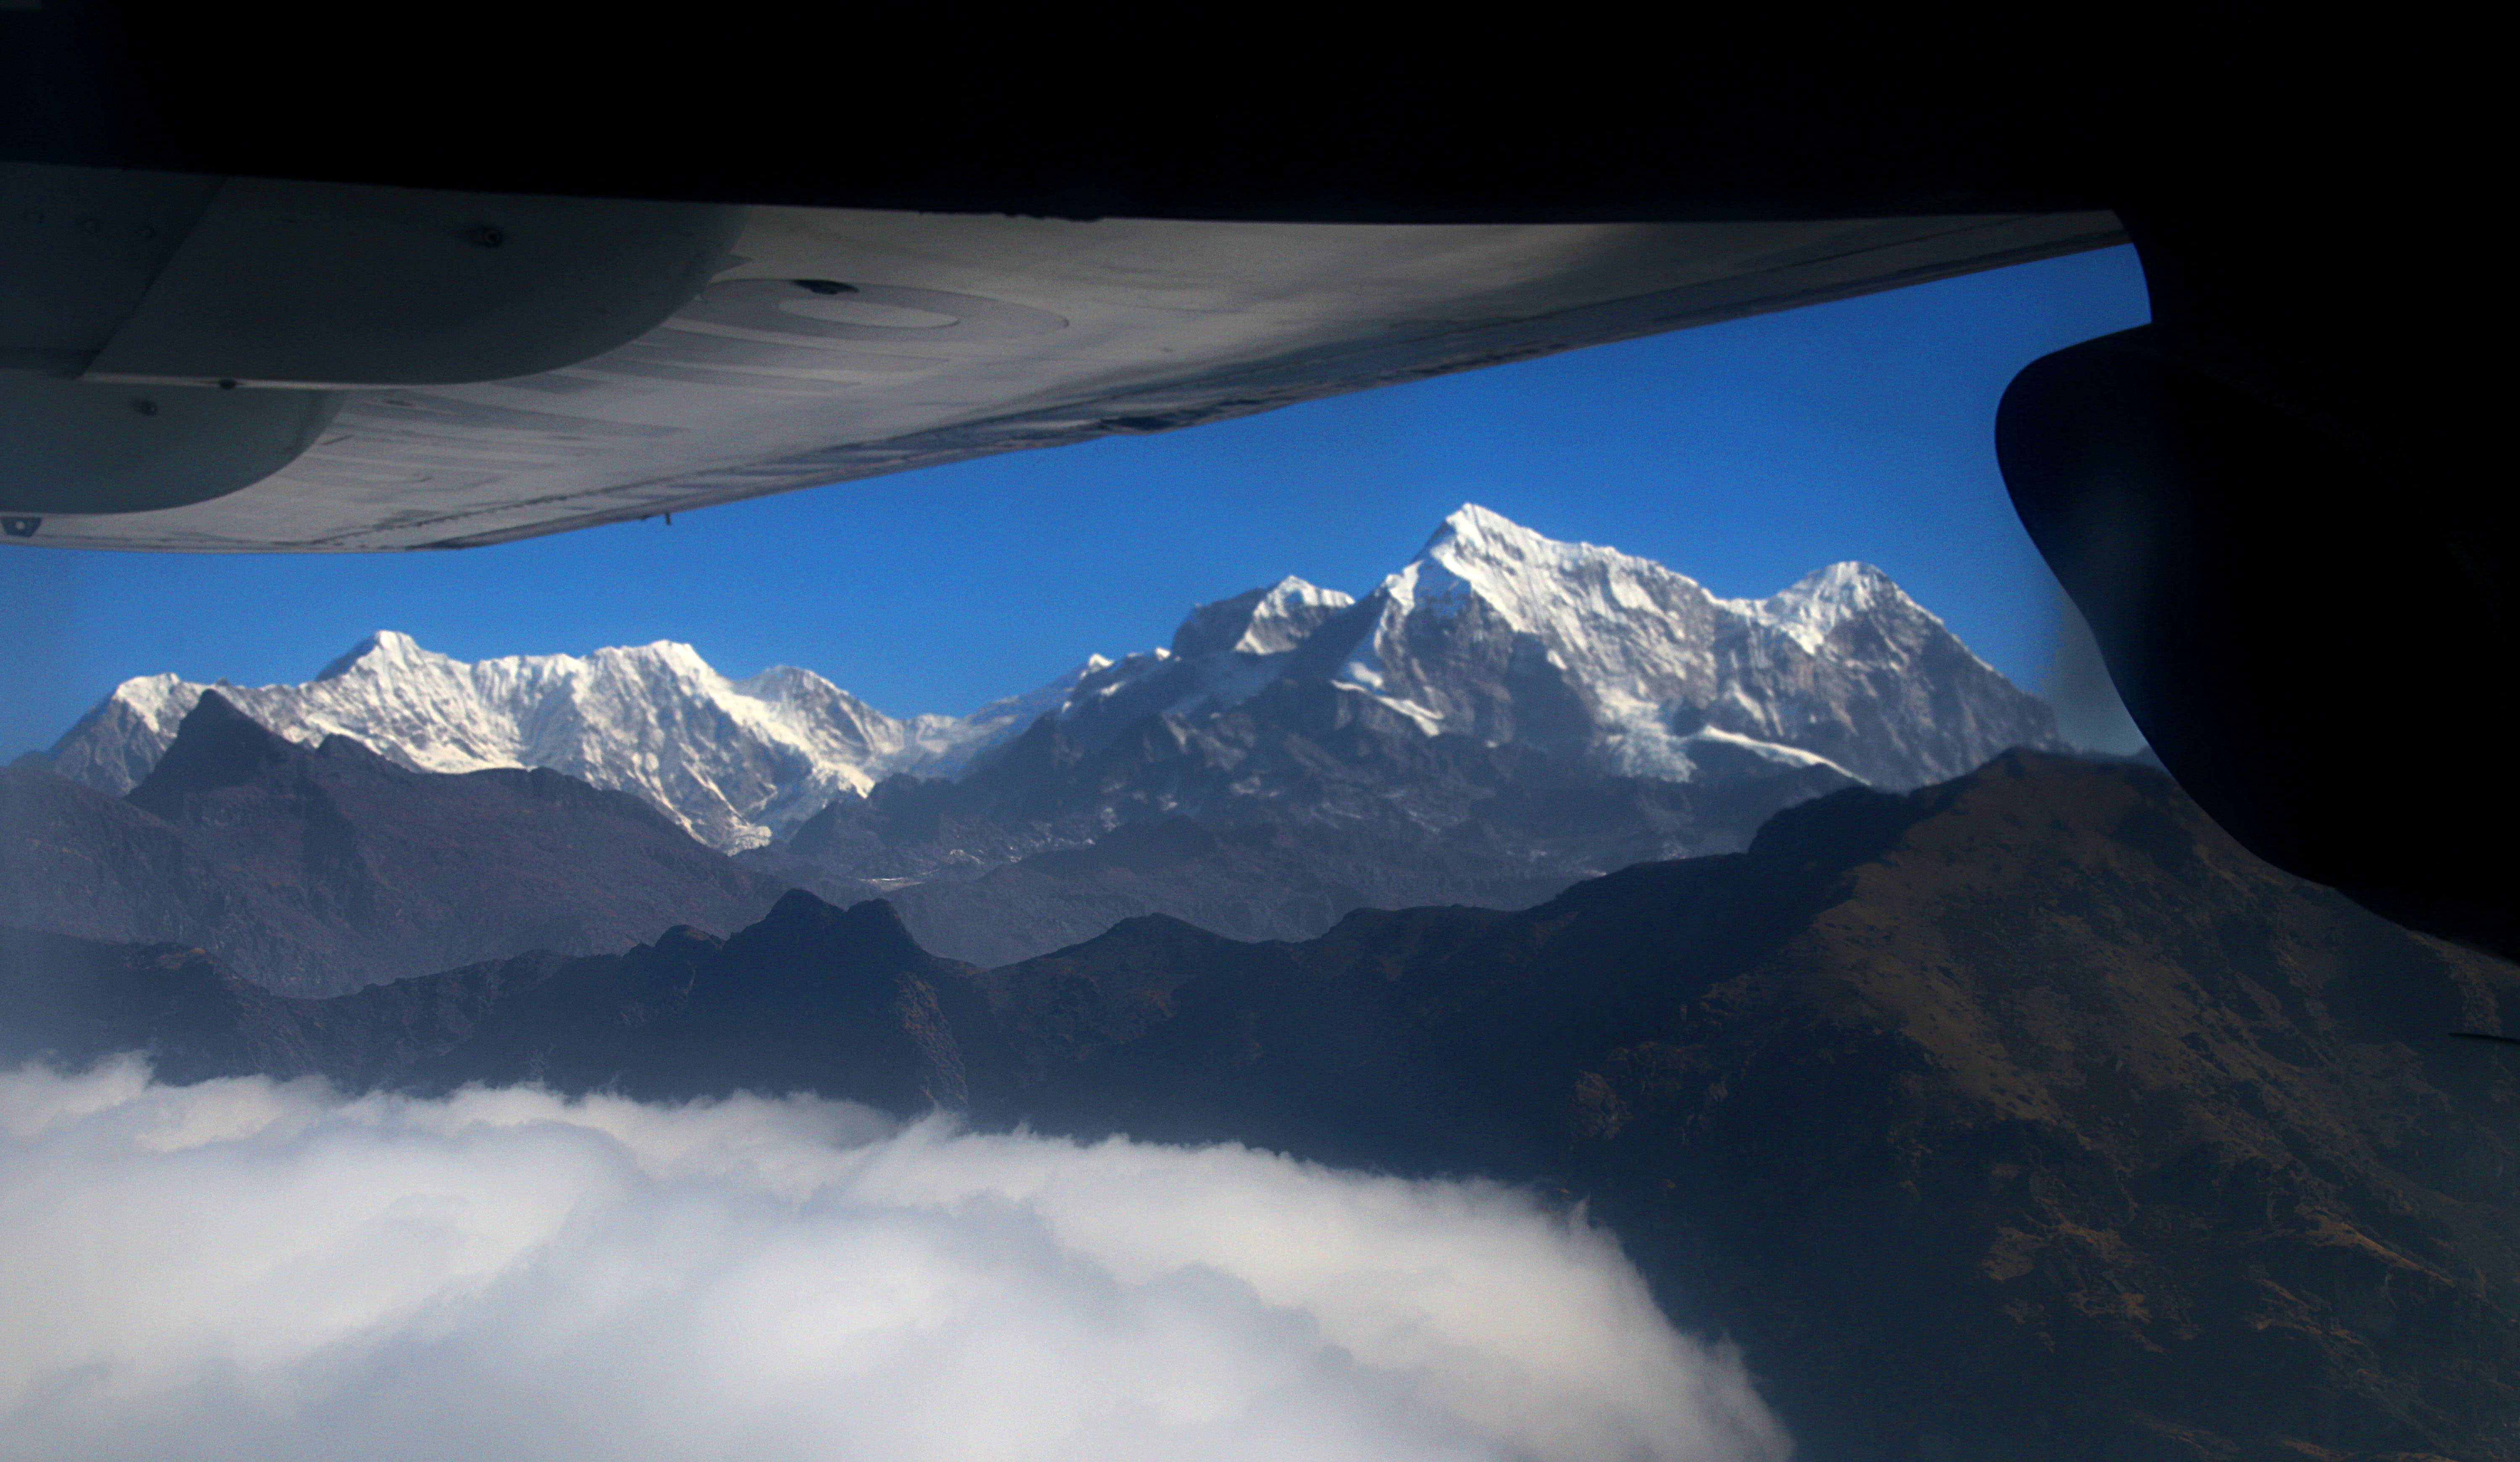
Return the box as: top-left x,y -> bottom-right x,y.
1172,578 -> 1357,658
46,505 -> 2065,848
45,634 -> 1068,852
1052,503 -> 2063,789
897,659 -> 1105,780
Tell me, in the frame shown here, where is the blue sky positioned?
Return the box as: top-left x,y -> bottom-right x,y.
1,242 -> 2151,759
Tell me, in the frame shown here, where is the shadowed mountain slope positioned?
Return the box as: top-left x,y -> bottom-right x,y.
4,691 -> 790,993
6,752 -> 2511,1459
760,675 -> 1857,964
992,752 -> 2520,1461
0,888 -> 992,1120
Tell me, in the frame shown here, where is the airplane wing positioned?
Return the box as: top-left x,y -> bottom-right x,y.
0,169 -> 2117,552
4,8 -> 2502,962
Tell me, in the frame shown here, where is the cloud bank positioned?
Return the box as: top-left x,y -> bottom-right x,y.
0,1060 -> 1788,1462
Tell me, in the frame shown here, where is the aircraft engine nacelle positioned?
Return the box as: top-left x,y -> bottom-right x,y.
1998,322 -> 2518,961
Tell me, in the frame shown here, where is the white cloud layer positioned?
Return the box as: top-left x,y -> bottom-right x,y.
0,1060 -> 1788,1462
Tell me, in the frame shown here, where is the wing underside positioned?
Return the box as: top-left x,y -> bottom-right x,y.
12,205 -> 2121,552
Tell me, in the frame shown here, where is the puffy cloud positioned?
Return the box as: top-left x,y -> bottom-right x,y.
0,1059 -> 1787,1462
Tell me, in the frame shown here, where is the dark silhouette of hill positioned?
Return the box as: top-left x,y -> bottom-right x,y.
391,892 -> 990,1112
991,752 -> 2520,1461
0,891 -> 992,1116
5,751 -> 2512,1459
2,690 -> 790,993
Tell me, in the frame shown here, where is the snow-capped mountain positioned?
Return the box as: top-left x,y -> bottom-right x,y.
45,504 -> 2061,856
47,632 -> 1085,852
1040,504 -> 2062,789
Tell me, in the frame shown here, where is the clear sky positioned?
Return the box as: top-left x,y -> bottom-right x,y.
0,242 -> 2152,759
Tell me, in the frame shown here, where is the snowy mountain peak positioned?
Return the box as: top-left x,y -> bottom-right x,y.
1172,576 -> 1357,658
315,629 -> 439,681
1397,505 -> 1710,636
1320,505 -> 2058,785
1724,562 -> 1954,658
46,634 -> 1070,852
1424,502 -> 1538,552
47,505 -> 2063,859
1767,560 -> 1898,617
1032,504 -> 2056,793
1421,502 -> 1657,571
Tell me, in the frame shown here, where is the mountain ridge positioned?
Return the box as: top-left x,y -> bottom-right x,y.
43,505 -> 2065,855
46,631 -> 1091,852
9,750 -> 2511,1460
4,690 -> 791,994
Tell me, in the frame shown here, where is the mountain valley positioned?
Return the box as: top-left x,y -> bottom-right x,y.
10,752 -> 2512,1461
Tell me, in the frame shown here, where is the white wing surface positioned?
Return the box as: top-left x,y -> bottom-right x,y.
11,204 -> 2119,552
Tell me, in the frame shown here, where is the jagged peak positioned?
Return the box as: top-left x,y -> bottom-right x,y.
583,639 -> 717,678
100,670 -> 187,706
1374,503 -> 1712,643
1726,561 -> 1933,650
1172,575 -> 1356,658
1261,573 -> 1347,605
762,885 -> 844,924
1412,503 -> 1684,588
1778,560 -> 1897,600
179,687 -> 259,726
1423,502 -> 1541,554
732,886 -> 929,964
325,634 -> 730,684
314,630 -> 436,681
